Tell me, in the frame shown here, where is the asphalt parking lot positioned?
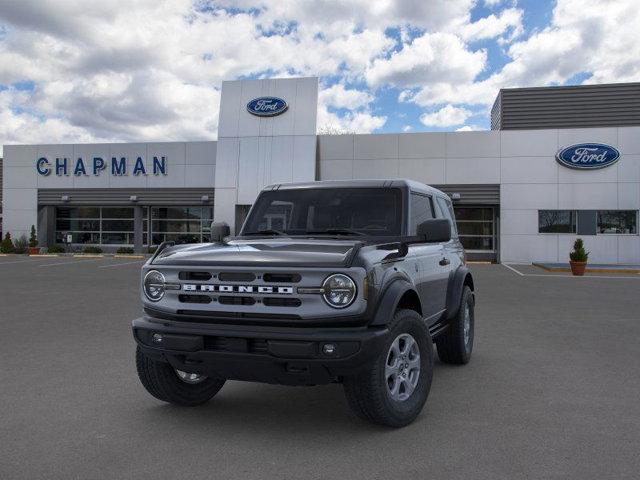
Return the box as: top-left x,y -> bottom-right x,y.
1,256 -> 639,479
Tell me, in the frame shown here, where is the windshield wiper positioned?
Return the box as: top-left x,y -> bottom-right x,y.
306,228 -> 366,236
243,229 -> 287,236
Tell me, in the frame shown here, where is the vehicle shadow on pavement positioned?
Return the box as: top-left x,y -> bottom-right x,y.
134,360 -> 457,435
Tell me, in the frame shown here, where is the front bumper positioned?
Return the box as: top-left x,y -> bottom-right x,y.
132,316 -> 389,386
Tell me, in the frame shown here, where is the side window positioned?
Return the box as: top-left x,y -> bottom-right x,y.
409,193 -> 434,235
436,197 -> 458,238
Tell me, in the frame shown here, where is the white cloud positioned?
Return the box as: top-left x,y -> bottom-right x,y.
366,32 -> 486,88
404,0 -> 640,110
0,0 -> 638,148
456,125 -> 484,132
317,106 -> 386,134
420,105 -> 472,127
402,125 -> 413,132
459,7 -> 523,42
319,84 -> 373,110
317,82 -> 384,133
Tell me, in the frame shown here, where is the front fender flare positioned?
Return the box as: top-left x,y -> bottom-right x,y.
369,279 -> 421,326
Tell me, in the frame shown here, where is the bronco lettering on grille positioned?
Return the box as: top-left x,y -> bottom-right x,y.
182,284 -> 294,294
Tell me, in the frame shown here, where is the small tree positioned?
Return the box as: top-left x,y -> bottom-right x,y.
13,235 -> 28,254
1,232 -> 15,253
569,238 -> 589,262
29,225 -> 38,248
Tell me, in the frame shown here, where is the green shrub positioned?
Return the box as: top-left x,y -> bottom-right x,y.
1,233 -> 15,253
14,235 -> 29,254
569,238 -> 589,262
47,245 -> 65,254
29,225 -> 38,248
82,246 -> 103,254
116,247 -> 135,254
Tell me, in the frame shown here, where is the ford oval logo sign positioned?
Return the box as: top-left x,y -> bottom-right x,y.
247,97 -> 288,117
556,143 -> 620,170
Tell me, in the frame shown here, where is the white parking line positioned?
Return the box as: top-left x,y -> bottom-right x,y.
502,263 -> 640,280
98,260 -> 145,269
0,257 -> 55,266
502,263 -> 524,276
38,258 -> 103,267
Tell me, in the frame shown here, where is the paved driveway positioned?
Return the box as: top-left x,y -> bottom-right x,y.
1,257 -> 639,479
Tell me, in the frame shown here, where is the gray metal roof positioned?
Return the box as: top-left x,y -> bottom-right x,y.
491,82 -> 640,130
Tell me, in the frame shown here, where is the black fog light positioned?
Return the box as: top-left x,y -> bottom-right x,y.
322,343 -> 337,355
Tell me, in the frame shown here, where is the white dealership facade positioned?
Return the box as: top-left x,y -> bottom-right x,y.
2,77 -> 639,264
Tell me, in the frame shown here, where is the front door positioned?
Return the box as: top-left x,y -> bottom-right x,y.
410,243 -> 448,323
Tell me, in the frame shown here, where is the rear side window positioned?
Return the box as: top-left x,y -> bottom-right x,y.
436,197 -> 458,238
409,193 -> 435,235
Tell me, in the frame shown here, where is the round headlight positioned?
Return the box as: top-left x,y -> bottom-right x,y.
322,274 -> 357,309
144,270 -> 166,302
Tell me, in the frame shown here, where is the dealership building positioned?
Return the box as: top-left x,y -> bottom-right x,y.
1,78 -> 639,264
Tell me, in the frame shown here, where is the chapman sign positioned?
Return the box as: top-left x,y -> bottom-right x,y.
246,97 -> 288,117
556,143 -> 620,170
36,156 -> 167,177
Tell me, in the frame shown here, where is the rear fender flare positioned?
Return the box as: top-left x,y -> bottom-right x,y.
446,266 -> 474,320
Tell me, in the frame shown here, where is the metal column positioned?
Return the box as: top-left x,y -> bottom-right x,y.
133,206 -> 144,253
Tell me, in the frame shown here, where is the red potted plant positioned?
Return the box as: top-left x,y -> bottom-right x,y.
28,225 -> 40,255
569,238 -> 589,276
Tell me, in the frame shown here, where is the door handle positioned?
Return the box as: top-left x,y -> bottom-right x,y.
439,257 -> 450,266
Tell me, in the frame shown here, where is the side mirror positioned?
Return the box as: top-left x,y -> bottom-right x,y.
417,219 -> 451,243
210,222 -> 230,243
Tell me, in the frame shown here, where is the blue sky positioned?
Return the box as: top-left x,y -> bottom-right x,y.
0,0 -> 638,150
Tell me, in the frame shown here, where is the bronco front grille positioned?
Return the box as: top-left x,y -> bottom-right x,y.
174,309 -> 301,321
202,336 -> 269,354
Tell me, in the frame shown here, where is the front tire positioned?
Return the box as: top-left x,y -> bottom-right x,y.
135,346 -> 226,406
436,285 -> 474,364
343,309 -> 433,427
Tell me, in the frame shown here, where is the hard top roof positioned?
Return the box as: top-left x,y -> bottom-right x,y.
262,179 -> 447,198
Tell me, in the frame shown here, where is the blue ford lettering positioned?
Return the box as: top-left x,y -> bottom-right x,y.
246,96 -> 288,117
556,143 -> 620,170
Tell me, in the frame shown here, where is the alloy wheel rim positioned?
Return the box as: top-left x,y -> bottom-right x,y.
385,333 -> 421,402
175,369 -> 208,384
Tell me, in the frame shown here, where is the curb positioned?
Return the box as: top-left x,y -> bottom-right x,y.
533,263 -> 640,275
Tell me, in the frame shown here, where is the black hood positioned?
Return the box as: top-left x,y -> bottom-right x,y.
151,238 -> 361,268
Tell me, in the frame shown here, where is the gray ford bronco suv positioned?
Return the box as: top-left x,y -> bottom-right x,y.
133,180 -> 475,427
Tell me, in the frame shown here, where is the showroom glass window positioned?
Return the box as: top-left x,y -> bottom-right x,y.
56,207 -> 101,244
55,207 -> 138,244
409,193 -> 435,235
150,206 -> 214,245
597,211 -> 638,234
454,207 -> 493,251
538,210 -> 577,233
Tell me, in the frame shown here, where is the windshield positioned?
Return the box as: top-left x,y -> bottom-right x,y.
241,188 -> 403,236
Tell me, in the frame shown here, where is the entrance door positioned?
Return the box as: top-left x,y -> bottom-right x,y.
453,206 -> 497,262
